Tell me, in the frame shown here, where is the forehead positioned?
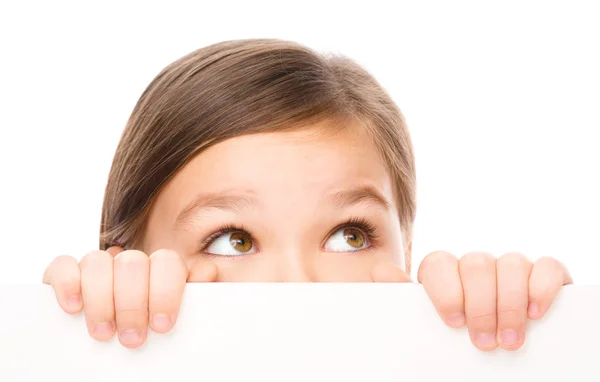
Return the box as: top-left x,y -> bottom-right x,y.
156,123 -> 395,214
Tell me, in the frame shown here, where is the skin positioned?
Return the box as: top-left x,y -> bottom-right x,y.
42,122 -> 572,352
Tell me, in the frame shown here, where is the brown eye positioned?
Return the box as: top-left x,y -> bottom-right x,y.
324,226 -> 369,252
205,230 -> 257,256
343,228 -> 365,248
229,231 -> 253,252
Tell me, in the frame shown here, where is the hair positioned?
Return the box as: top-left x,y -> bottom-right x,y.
99,38 -> 417,271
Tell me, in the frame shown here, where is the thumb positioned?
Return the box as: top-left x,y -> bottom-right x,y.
188,258 -> 218,282
370,261 -> 413,283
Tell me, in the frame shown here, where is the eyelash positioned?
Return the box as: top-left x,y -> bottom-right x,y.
199,223 -> 256,257
198,217 -> 380,257
326,217 -> 380,249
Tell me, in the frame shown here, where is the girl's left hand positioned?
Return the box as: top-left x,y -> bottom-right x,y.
371,251 -> 572,352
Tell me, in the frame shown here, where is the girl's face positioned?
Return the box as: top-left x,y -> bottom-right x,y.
142,122 -> 407,281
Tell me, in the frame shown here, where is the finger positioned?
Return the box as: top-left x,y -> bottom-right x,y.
496,252 -> 532,351
113,250 -> 150,348
42,255 -> 83,314
188,257 -> 218,282
417,251 -> 465,328
459,252 -> 498,351
79,250 -> 116,341
528,256 -> 573,320
106,246 -> 125,257
370,262 -> 412,283
148,249 -> 188,333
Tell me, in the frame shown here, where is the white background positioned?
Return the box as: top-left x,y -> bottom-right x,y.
0,1 -> 598,284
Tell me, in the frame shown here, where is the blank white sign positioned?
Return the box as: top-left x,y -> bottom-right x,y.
0,284 -> 598,381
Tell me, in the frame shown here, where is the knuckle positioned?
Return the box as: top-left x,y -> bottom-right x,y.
85,308 -> 115,322
467,311 -> 497,327
497,307 -> 520,315
423,251 -> 456,268
80,250 -> 113,268
498,252 -> 529,269
535,256 -> 566,279
149,248 -> 183,264
114,250 -> 149,266
418,251 -> 456,279
497,309 -> 526,325
115,306 -> 148,315
536,256 -> 562,269
49,255 -> 78,273
44,255 -> 78,284
460,251 -> 495,271
536,255 -> 557,264
496,307 -> 525,318
53,254 -> 76,265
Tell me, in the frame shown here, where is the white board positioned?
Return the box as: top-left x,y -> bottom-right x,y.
0,284 -> 598,381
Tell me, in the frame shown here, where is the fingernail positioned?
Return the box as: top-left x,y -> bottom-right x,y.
119,329 -> 141,345
475,333 -> 496,349
501,329 -> 520,346
152,314 -> 171,332
94,322 -> 114,337
528,302 -> 540,318
67,294 -> 81,308
447,313 -> 466,328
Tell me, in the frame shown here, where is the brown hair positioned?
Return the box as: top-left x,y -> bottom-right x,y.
100,38 -> 416,271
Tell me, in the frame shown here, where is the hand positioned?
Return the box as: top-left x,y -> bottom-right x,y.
42,247 -> 217,348
416,251 -> 572,351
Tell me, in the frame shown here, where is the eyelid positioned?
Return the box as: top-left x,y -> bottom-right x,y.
198,224 -> 260,256
202,252 -> 251,261
321,217 -> 380,251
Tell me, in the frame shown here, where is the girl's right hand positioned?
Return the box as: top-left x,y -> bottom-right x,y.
42,248 -> 218,349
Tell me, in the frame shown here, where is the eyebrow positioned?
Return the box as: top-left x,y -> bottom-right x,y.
174,192 -> 260,229
324,185 -> 393,211
174,185 -> 392,230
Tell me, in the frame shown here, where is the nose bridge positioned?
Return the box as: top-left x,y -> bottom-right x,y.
272,246 -> 316,282
261,193 -> 317,281
261,184 -> 322,281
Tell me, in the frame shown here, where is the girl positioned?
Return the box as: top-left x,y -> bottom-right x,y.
42,38 -> 572,352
